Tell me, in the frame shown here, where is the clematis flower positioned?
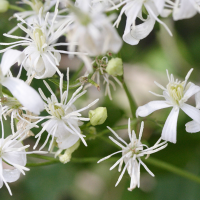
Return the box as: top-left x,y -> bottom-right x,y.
108,0 -> 172,45
136,69 -> 200,143
0,1 -> 82,79
65,0 -> 122,56
0,121 -> 45,195
98,119 -> 167,191
0,50 -> 44,115
26,69 -> 98,153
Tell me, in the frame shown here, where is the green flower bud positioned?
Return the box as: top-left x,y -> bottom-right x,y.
0,0 -> 9,13
59,140 -> 80,164
89,107 -> 107,126
106,58 -> 123,76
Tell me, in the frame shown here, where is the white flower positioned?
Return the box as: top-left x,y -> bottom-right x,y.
0,50 -> 44,115
65,0 -> 122,56
167,0 -> 200,20
8,0 -> 58,34
0,2 -> 81,79
109,0 -> 172,45
0,120 -> 45,195
27,69 -> 99,152
98,119 -> 167,191
136,68 -> 200,143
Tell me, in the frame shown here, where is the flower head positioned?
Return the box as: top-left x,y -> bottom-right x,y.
29,69 -> 99,153
0,120 -> 45,195
109,0 -> 172,45
98,119 -> 167,191
0,2 -> 82,79
136,69 -> 200,143
65,0 -> 122,56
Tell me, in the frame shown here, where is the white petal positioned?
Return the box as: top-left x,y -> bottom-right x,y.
1,50 -> 25,76
183,83 -> 200,100
173,0 -> 197,20
3,141 -> 26,167
122,1 -> 143,45
2,77 -> 44,115
195,92 -> 200,109
130,14 -> 155,40
161,107 -> 179,143
185,120 -> 200,133
56,125 -> 80,149
181,103 -> 200,123
136,101 -> 172,117
153,0 -> 165,14
3,169 -> 21,183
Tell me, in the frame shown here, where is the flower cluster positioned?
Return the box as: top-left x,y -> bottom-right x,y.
0,0 -> 200,196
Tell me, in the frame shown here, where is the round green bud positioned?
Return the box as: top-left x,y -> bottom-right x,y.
106,58 -> 123,76
0,0 -> 9,13
89,107 -> 107,126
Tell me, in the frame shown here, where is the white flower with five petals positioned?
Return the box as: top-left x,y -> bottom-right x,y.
136,68 -> 200,143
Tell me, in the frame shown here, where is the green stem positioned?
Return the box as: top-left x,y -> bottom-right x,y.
145,157 -> 200,184
9,4 -> 26,12
0,84 -> 3,98
26,160 -> 59,167
70,63 -> 84,82
121,78 -> 137,118
27,155 -> 200,184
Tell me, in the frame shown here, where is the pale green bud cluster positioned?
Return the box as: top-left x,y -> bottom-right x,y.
89,107 -> 107,126
106,58 -> 123,76
0,0 -> 9,13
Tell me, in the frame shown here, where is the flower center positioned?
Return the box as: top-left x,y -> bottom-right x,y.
48,103 -> 65,119
167,82 -> 184,105
31,0 -> 44,14
33,27 -> 46,52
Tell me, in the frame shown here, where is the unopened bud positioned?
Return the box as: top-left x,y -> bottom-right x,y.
59,140 -> 80,164
89,107 -> 107,126
106,58 -> 123,76
0,0 -> 9,13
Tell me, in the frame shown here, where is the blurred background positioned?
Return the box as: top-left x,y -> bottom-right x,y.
1,1 -> 200,199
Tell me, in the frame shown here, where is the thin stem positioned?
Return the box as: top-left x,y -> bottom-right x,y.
9,4 -> 26,12
0,84 -> 3,98
26,160 -> 59,167
70,63 -> 84,82
119,77 -> 137,118
145,157 -> 200,184
27,154 -> 200,184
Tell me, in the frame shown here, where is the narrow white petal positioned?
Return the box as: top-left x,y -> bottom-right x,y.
136,101 -> 172,117
161,107 -> 179,143
1,50 -> 25,76
185,120 -> 200,133
183,83 -> 200,100
181,103 -> 200,123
